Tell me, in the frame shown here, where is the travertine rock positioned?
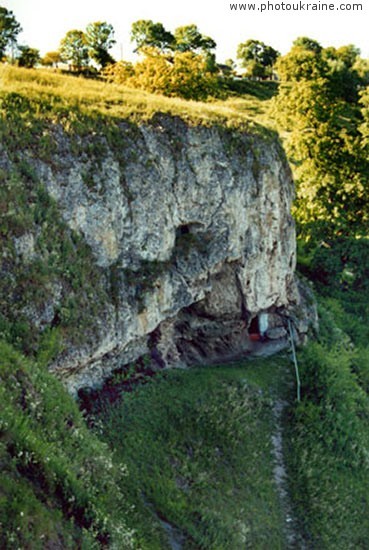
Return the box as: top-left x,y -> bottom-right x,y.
7,114 -> 317,393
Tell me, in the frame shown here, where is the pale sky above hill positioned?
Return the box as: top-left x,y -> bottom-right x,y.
4,0 -> 369,64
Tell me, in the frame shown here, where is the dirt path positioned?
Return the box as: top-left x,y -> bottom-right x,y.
158,517 -> 185,550
271,399 -> 307,549
161,398 -> 307,550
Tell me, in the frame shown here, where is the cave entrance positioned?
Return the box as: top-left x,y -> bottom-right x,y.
249,316 -> 259,334
178,224 -> 190,236
176,222 -> 203,238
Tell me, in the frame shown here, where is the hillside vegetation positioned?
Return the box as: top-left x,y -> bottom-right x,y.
0,65 -> 273,129
1,62 -> 369,548
84,358 -> 291,549
0,341 -> 136,548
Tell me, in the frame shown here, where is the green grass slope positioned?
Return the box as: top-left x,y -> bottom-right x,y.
0,341 -> 135,549
85,357 -> 293,549
285,291 -> 369,549
0,65 -> 274,129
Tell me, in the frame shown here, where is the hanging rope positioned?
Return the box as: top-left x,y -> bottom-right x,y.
287,318 -> 301,402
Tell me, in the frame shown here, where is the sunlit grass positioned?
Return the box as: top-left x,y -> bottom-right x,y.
0,65 -> 275,130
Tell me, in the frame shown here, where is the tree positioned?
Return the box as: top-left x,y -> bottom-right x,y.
237,39 -> 279,78
292,36 -> 322,54
275,38 -> 327,81
224,58 -> 236,71
0,6 -> 22,59
174,24 -> 216,54
168,51 -> 218,99
354,58 -> 369,86
323,45 -> 362,102
331,44 -> 360,67
173,25 -> 217,76
131,20 -> 174,53
16,45 -> 40,68
59,30 -> 89,71
41,51 -> 62,68
273,75 -> 369,242
85,21 -> 116,68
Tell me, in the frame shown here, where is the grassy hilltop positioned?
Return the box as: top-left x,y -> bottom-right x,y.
0,65 -> 275,128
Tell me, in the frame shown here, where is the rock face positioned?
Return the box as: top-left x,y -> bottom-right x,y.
4,114 -> 316,393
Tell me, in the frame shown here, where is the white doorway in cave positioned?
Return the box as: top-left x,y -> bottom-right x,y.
259,312 -> 268,337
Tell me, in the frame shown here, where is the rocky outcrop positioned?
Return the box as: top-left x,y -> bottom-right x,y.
4,113 -> 316,393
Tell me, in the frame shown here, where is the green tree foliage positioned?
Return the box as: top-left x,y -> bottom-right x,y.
276,38 -> 363,100
59,29 -> 89,71
359,86 -> 369,145
275,37 -> 328,81
174,24 -> 216,53
237,39 -> 279,78
173,25 -> 217,75
309,237 -> 369,298
327,44 -> 360,67
0,6 -> 22,59
292,36 -> 322,54
16,45 -> 40,68
85,21 -> 116,68
131,19 -> 174,53
323,44 -> 362,102
130,20 -> 216,62
274,78 -> 368,240
273,39 -> 369,248
353,57 -> 369,86
168,50 -> 218,99
128,46 -> 172,93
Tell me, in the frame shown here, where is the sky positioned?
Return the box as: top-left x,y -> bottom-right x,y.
3,0 -> 369,64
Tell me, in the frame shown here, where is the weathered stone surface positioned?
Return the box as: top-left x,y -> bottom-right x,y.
6,114 -> 316,393
266,327 -> 288,340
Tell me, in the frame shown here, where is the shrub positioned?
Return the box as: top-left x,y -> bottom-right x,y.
105,48 -> 219,101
